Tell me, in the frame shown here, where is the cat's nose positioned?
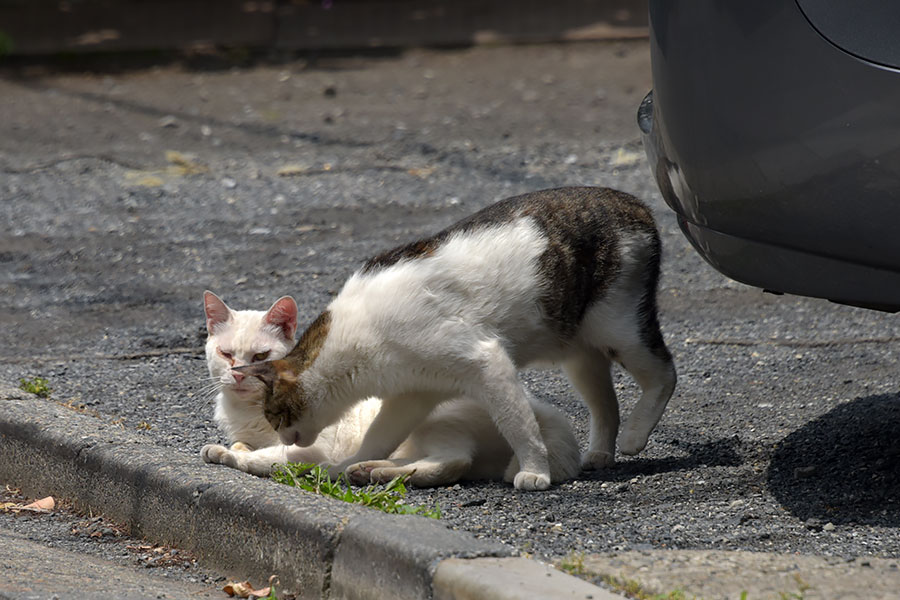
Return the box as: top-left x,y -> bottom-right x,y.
232,371 -> 245,384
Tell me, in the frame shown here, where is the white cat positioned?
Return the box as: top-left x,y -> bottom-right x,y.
238,187 -> 678,491
199,291 -> 581,486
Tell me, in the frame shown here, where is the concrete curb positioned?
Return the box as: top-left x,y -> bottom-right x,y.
0,384 -> 621,600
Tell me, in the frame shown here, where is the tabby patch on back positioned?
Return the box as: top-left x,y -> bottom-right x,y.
239,187 -> 677,490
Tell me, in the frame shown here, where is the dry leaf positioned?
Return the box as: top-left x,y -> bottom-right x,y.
609,147 -> 643,167
223,581 -> 254,597
23,496 -> 55,511
165,150 -> 207,175
2,496 -> 55,514
124,172 -> 165,187
223,576 -> 276,599
407,166 -> 436,178
277,164 -> 309,176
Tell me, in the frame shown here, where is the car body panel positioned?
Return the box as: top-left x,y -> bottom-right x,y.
640,0 -> 900,310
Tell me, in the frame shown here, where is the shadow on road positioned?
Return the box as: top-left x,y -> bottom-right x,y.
581,436 -> 745,482
768,394 -> 900,527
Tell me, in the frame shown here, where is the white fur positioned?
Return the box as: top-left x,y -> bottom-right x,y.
204,304 -> 294,451
277,216 -> 675,490
200,293 -> 581,487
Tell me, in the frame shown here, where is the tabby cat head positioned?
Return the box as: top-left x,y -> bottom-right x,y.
234,310 -> 332,447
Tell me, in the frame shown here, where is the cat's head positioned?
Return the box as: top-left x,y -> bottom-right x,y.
203,290 -> 298,399
234,357 -> 313,446
231,311 -> 333,447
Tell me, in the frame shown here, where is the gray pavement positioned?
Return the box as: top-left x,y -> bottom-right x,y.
0,529 -> 221,600
1,40 -> 899,599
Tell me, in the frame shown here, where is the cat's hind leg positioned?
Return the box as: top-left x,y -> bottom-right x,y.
327,393 -> 440,479
564,348 -> 619,470
347,455 -> 472,487
345,459 -> 411,485
613,331 -> 676,456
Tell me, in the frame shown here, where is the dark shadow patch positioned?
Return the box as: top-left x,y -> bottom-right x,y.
581,435 -> 745,481
767,394 -> 900,527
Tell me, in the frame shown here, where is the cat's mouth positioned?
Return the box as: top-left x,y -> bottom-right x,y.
224,380 -> 261,395
228,387 -> 257,397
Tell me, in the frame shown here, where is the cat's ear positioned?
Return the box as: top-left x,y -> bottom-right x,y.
264,296 -> 298,341
203,290 -> 232,334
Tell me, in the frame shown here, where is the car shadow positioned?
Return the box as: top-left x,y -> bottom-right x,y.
767,393 -> 900,527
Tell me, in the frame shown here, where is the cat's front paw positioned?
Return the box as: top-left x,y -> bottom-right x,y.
513,470 -> 551,491
202,444 -> 243,470
201,444 -> 229,464
581,450 -> 615,470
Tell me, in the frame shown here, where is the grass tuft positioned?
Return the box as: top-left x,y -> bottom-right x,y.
558,553 -> 809,600
557,555 -> 694,600
272,462 -> 441,519
19,377 -> 52,398
558,551 -> 588,577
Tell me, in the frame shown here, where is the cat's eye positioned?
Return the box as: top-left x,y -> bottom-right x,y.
218,348 -> 233,361
252,351 -> 270,363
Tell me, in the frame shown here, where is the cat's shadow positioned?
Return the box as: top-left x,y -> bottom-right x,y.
580,435 -> 745,482
766,393 -> 900,528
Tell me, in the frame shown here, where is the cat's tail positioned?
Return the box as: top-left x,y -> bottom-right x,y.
504,399 -> 581,484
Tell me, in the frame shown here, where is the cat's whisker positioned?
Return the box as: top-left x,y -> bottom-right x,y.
199,382 -> 224,394
176,376 -> 221,389
192,377 -> 222,387
192,383 -> 224,399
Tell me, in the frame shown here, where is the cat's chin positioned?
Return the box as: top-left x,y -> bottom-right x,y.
224,385 -> 261,397
279,428 -> 317,447
279,429 -> 302,446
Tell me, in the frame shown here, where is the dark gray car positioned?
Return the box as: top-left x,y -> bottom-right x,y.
639,0 -> 900,311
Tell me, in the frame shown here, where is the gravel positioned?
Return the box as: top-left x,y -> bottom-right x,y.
1,40 -> 898,575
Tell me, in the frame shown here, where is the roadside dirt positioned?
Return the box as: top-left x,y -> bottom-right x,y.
581,550 -> 900,600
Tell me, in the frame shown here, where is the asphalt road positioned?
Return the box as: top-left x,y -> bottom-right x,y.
1,38 -> 898,583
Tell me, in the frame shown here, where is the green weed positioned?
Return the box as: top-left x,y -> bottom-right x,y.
558,555 -> 807,600
558,551 -> 588,577
557,553 -> 691,600
19,377 -> 52,398
778,574 -> 811,600
601,575 -> 693,600
272,462 -> 441,519
259,581 -> 278,600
